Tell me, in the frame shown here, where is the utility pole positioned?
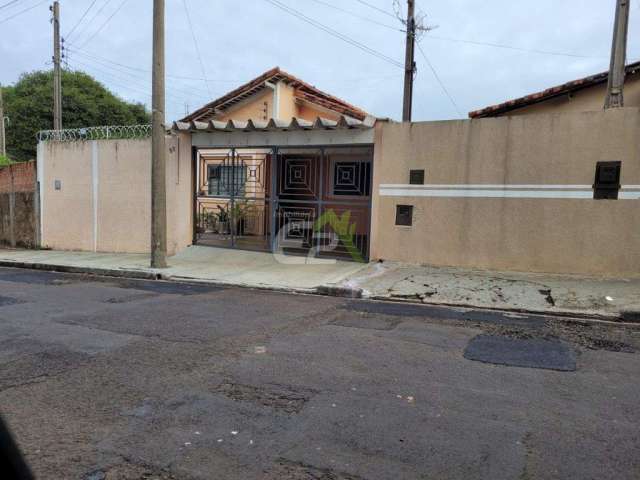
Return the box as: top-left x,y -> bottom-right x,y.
151,0 -> 168,268
402,0 -> 416,122
605,0 -> 630,108
51,1 -> 62,130
0,85 -> 6,157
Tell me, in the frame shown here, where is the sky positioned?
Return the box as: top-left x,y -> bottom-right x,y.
1,0 -> 639,124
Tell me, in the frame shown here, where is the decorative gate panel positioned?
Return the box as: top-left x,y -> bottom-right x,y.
196,148 -> 272,252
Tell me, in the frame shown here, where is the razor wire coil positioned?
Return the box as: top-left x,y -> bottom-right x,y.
37,124 -> 152,142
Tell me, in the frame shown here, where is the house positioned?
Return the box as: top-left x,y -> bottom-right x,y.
36,67 -> 640,277
182,66 -> 370,124
469,61 -> 640,118
179,67 -> 376,256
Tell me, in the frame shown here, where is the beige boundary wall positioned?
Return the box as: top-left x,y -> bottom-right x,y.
38,134 -> 193,255
371,108 -> 640,277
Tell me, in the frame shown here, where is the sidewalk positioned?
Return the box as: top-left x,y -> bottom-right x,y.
338,262 -> 640,321
0,247 -> 637,321
0,246 -> 367,293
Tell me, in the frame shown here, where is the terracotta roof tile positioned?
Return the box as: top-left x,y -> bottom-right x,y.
181,67 -> 368,123
469,61 -> 640,118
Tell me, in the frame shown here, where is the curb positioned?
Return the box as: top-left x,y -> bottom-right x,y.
0,259 -> 636,325
365,294 -> 631,324
0,260 -> 159,281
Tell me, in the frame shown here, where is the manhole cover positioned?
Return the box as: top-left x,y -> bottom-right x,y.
464,334 -> 576,371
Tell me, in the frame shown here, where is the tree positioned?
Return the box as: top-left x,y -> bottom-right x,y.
3,70 -> 150,162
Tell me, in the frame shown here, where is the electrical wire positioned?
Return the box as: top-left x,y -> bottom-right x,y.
0,0 -> 48,25
0,0 -> 20,10
352,0 -> 397,19
416,41 -> 463,117
73,0 -> 129,49
67,59 -> 200,109
70,0 -> 115,46
308,0 -> 403,32
264,0 -> 404,68
65,51 -> 211,99
425,34 -> 607,59
65,46 -> 242,83
182,0 -> 212,97
65,0 -> 100,41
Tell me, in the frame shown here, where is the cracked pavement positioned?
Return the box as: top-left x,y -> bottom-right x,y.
0,267 -> 639,479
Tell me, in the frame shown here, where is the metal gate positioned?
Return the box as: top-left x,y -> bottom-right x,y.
196,148 -> 272,252
195,145 -> 372,262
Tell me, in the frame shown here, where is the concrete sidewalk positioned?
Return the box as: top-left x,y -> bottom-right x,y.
338,261 -> 640,320
0,246 -> 367,293
0,247 -> 637,320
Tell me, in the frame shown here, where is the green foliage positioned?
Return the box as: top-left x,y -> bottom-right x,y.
3,70 -> 150,161
0,155 -> 13,166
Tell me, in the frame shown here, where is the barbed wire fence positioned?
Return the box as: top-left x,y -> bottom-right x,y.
37,124 -> 152,142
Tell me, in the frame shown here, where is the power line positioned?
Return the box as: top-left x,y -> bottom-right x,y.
181,0 -> 212,96
70,0 -> 115,46
416,41 -> 463,117
67,59 -> 197,109
72,0 -> 129,49
65,0 -> 99,41
308,0 -> 404,32
0,0 -> 19,10
264,0 -> 404,68
66,51 -> 211,99
0,0 -> 48,25
425,34 -> 607,59
65,46 -> 241,83
353,0 -> 397,19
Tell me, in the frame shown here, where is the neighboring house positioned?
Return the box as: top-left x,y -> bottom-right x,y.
469,61 -> 640,118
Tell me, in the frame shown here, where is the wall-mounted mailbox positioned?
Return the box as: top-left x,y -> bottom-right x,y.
593,161 -> 621,200
410,169 -> 425,185
395,205 -> 413,226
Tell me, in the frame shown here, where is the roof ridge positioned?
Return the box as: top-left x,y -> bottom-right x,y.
181,67 -> 368,123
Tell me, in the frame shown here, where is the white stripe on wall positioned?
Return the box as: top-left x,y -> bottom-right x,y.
92,141 -> 99,252
379,184 -> 640,200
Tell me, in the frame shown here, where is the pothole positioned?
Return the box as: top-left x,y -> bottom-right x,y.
214,382 -> 317,414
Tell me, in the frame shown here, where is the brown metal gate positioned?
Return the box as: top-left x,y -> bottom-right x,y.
195,145 -> 372,262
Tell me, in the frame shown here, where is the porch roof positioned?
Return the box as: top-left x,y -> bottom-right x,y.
172,115 -> 375,133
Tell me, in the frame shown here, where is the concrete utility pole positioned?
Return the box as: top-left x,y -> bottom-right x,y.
605,0 -> 630,108
52,1 -> 62,130
151,0 -> 168,268
402,0 -> 416,122
0,85 -> 6,157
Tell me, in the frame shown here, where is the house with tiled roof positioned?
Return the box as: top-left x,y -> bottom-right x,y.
182,67 -> 372,124
469,61 -> 640,118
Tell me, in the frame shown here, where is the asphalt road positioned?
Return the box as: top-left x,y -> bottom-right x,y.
0,267 -> 638,480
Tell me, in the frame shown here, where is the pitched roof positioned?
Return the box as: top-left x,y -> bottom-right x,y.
469,61 -> 640,119
181,67 -> 369,123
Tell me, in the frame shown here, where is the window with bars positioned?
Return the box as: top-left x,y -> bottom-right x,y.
208,165 -> 247,196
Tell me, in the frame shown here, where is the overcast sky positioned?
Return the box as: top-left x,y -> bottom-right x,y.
1,0 -> 639,123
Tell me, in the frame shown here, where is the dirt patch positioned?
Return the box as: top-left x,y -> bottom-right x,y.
265,459 -> 366,480
481,319 -> 638,354
214,381 -> 317,414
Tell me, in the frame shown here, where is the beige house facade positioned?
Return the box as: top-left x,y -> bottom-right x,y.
36,68 -> 640,278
